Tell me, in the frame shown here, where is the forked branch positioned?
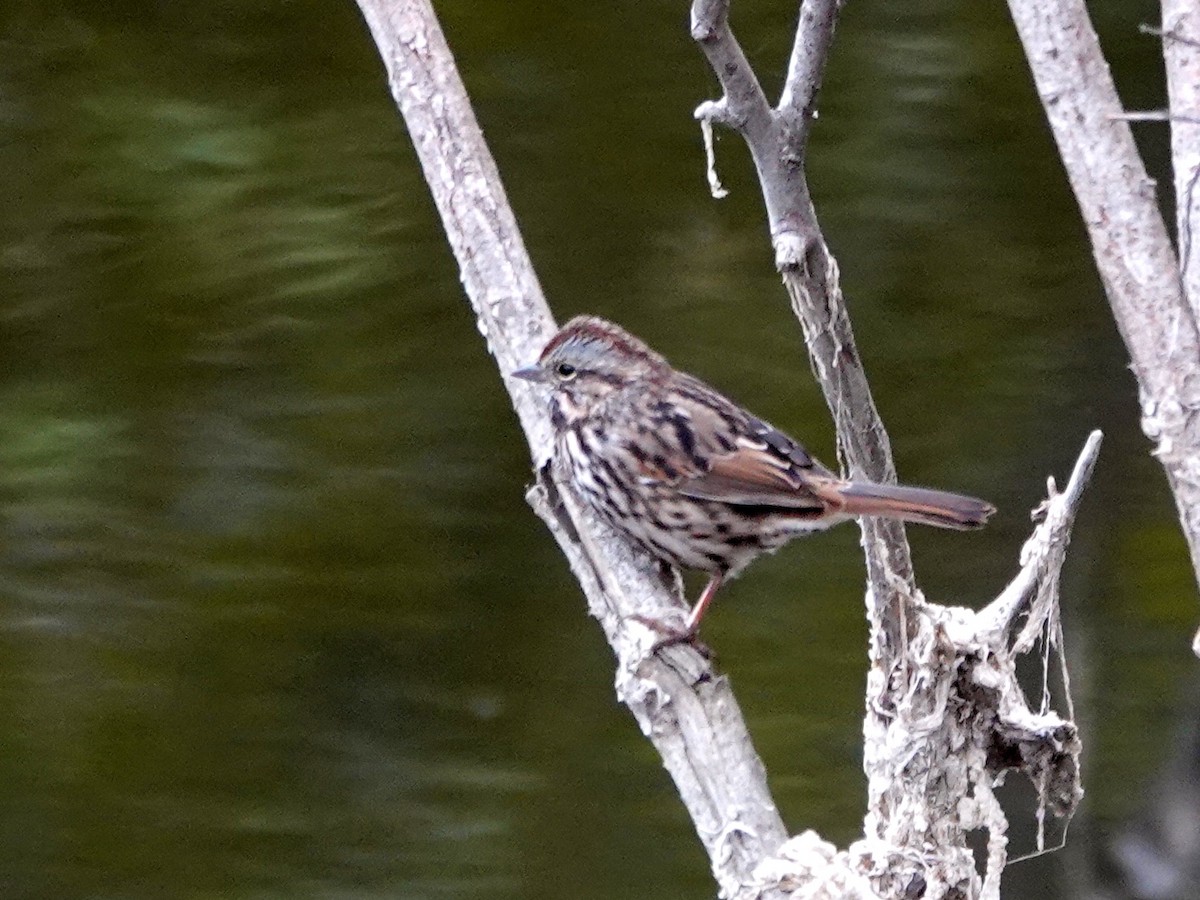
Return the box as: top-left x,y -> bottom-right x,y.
691,2 -> 1087,896
691,0 -> 919,687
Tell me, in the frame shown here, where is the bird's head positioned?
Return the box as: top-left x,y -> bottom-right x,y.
513,316 -> 667,422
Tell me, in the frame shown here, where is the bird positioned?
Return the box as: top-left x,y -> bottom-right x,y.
513,315 -> 994,645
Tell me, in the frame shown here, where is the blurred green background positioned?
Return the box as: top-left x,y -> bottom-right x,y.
0,1 -> 1195,898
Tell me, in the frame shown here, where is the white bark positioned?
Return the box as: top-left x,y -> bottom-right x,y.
1163,2 -> 1200,323
1005,0 -> 1200,642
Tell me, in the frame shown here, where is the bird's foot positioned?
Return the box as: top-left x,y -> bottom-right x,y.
629,614 -> 712,659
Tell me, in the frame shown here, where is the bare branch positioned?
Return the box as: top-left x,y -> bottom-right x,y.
352,0 -> 789,891
1006,0 -> 1200,602
692,1 -> 918,725
1141,21 -> 1200,48
778,0 -> 844,222
690,0 -> 842,269
780,0 -> 840,121
1161,5 -> 1200,318
1107,109 -> 1200,123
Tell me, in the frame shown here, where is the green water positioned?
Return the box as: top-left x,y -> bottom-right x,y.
0,2 -> 1194,898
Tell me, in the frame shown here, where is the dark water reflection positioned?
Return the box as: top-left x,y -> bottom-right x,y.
0,2 -> 1195,898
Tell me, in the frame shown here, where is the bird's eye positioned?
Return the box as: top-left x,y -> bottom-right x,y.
555,363 -> 577,379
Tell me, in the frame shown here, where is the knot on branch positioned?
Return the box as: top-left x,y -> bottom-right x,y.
695,98 -> 743,131
774,231 -> 811,272
773,222 -> 825,276
1140,376 -> 1200,460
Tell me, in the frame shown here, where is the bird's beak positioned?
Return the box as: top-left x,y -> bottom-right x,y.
512,365 -> 548,383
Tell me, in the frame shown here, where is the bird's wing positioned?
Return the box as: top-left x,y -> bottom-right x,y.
636,375 -> 843,511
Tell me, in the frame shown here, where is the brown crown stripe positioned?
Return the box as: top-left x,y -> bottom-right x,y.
542,316 -> 666,366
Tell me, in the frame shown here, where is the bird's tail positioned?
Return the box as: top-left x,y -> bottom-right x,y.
835,481 -> 995,530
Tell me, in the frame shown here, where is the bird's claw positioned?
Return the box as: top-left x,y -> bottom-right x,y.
628,614 -> 712,659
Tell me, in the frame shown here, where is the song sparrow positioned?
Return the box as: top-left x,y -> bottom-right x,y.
514,316 -> 994,644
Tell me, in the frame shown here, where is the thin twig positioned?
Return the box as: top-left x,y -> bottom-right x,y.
1140,22 -> 1200,48
777,0 -> 841,166
1108,109 -> 1200,123
780,0 -> 841,120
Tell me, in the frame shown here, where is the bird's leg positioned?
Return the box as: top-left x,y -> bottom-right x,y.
684,572 -> 723,633
630,572 -> 724,652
